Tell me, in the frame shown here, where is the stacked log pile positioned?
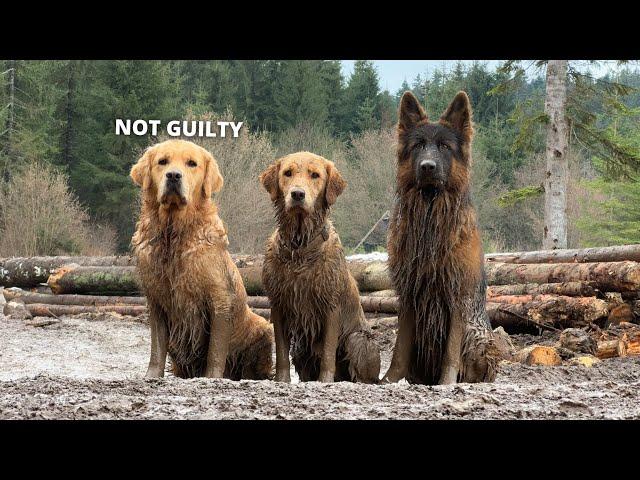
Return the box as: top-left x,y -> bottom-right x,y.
1,246 -> 639,342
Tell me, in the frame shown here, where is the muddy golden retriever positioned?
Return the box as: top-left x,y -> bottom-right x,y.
130,139 -> 273,380
260,152 -> 380,383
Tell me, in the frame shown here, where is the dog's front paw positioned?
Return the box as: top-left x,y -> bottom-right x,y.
318,372 -> 335,383
274,371 -> 291,383
144,368 -> 164,379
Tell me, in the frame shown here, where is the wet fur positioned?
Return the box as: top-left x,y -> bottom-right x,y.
386,92 -> 499,384
261,152 -> 381,383
131,140 -> 273,379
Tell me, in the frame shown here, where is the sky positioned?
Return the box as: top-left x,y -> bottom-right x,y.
340,60 -> 631,93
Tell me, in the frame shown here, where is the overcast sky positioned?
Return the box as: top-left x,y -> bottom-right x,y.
340,60 -> 633,93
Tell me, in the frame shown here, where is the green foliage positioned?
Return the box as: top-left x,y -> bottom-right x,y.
497,185 -> 544,207
2,60 -> 640,253
576,177 -> 640,246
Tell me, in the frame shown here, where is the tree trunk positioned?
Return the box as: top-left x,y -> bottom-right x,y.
0,256 -> 136,287
485,244 -> 640,264
486,295 -> 608,331
486,282 -> 597,297
47,265 -> 139,295
485,261 -> 640,292
3,288 -> 146,306
25,303 -> 147,317
596,339 -> 627,359
246,295 -> 400,314
542,60 -> 569,250
0,254 -> 263,288
515,345 -> 562,366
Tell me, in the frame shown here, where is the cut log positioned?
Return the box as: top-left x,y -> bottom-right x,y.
348,260 -> 392,292
596,339 -> 627,359
626,333 -> 640,355
0,255 -> 136,287
25,303 -> 147,317
607,304 -> 634,327
486,282 -> 597,298
251,308 -> 270,320
47,265 -> 139,295
246,296 -> 270,309
359,296 -> 398,313
246,295 -> 401,314
558,328 -> 597,355
22,302 -> 271,320
3,288 -> 146,306
368,289 -> 397,297
485,244 -> 640,264
0,254 -> 264,289
515,345 -> 562,366
486,296 -> 609,332
485,261 -> 640,292
568,355 -> 600,367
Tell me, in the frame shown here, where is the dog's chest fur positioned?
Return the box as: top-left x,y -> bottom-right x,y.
134,230 -> 217,375
263,232 -> 345,345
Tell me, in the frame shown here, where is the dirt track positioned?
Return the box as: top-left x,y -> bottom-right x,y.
1,313 -> 639,419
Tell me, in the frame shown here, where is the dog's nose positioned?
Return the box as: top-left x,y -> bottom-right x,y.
420,160 -> 437,173
291,188 -> 305,202
166,171 -> 182,181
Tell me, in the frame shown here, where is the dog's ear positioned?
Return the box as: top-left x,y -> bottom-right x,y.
130,146 -> 154,188
398,91 -> 427,131
259,160 -> 281,202
201,147 -> 224,198
441,91 -> 474,141
324,161 -> 346,207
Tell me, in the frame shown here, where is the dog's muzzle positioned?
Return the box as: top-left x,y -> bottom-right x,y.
161,171 -> 186,205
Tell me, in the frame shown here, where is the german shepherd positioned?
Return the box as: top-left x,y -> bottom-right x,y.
382,91 -> 500,385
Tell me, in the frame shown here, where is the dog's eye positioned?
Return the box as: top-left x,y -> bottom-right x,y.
311,172 -> 320,179
187,160 -> 197,168
158,158 -> 168,165
439,142 -> 451,152
284,170 -> 292,177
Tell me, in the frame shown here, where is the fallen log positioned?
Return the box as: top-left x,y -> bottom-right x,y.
485,244 -> 640,264
515,345 -> 562,366
485,261 -> 640,292
596,339 -> 627,359
44,261 -> 395,296
0,254 -> 264,289
558,328 -> 597,355
21,302 -> 272,320
486,282 -> 598,298
48,265 -> 139,295
348,261 -> 391,292
0,255 -> 136,287
3,288 -> 146,306
25,303 -> 147,317
486,296 -> 609,332
246,295 -> 400,314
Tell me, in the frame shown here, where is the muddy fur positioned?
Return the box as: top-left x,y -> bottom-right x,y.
131,140 -> 273,380
386,92 -> 499,385
261,152 -> 381,383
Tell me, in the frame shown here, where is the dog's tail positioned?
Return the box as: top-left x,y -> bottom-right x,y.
343,329 -> 381,384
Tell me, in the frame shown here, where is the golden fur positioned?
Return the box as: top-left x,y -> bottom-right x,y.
131,139 -> 273,379
260,152 -> 380,383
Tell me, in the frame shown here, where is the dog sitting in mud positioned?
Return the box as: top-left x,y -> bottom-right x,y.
260,152 -> 381,383
382,91 -> 501,385
130,139 -> 273,380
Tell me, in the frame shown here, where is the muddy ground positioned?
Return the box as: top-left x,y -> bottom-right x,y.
0,313 -> 639,419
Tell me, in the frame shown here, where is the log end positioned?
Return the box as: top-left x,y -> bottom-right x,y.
567,355 -> 601,368
47,264 -> 79,295
515,345 -> 562,366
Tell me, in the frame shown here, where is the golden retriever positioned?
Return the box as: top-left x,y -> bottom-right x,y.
260,152 -> 380,383
130,139 -> 273,380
